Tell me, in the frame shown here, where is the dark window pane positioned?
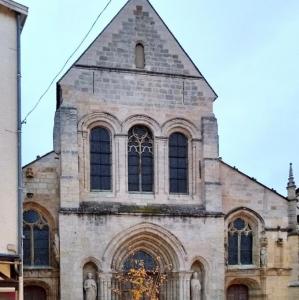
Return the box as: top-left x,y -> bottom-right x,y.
177,168 -> 187,179
170,179 -> 178,193
240,233 -> 253,264
234,218 -> 245,230
23,210 -> 39,224
177,146 -> 187,157
169,133 -> 188,193
178,180 -> 187,193
228,233 -> 238,265
128,184 -> 139,191
90,127 -> 112,190
23,226 -> 31,266
34,227 -> 49,266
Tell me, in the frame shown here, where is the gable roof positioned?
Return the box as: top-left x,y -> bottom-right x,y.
0,0 -> 28,27
59,0 -> 217,100
220,160 -> 287,200
22,151 -> 55,169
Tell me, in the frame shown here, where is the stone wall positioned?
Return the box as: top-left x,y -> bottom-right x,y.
23,152 -> 60,299
59,213 -> 224,300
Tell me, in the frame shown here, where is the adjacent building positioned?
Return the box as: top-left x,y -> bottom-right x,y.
22,0 -> 299,299
0,0 -> 27,299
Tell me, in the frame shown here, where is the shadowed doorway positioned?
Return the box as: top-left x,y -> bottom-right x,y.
24,286 -> 46,300
227,284 -> 249,300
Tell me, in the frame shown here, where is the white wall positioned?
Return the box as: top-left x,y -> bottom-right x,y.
0,5 -> 18,254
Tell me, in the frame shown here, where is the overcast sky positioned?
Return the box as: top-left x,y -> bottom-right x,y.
19,0 -> 299,195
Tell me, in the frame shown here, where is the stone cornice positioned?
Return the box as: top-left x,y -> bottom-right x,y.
60,202 -> 224,218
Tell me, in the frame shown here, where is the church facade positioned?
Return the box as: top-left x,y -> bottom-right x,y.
22,0 -> 299,299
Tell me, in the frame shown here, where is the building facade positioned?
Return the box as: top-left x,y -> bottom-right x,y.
0,0 -> 27,299
23,0 -> 299,299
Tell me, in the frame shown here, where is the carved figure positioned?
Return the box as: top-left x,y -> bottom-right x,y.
260,247 -> 268,267
191,272 -> 201,300
84,272 -> 97,300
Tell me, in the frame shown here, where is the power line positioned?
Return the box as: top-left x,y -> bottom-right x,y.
22,0 -> 112,125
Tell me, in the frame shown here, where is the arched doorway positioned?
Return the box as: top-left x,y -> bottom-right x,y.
24,286 -> 46,300
227,284 -> 249,300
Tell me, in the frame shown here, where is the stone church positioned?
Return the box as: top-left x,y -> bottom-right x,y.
22,0 -> 299,299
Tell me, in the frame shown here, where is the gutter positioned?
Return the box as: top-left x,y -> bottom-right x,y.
16,12 -> 23,279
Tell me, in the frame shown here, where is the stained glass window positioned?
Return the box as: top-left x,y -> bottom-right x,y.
23,210 -> 50,267
169,132 -> 188,193
128,126 -> 153,192
90,127 -> 112,191
228,218 -> 253,265
123,250 -> 157,272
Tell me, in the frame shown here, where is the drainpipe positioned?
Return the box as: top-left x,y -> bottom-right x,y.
16,13 -> 23,300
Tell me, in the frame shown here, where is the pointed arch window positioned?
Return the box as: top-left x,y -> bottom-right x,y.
23,210 -> 50,267
135,43 -> 145,69
90,127 -> 112,191
228,218 -> 253,265
128,125 -> 154,192
169,132 -> 188,194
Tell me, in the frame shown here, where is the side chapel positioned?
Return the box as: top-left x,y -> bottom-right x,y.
22,0 -> 299,299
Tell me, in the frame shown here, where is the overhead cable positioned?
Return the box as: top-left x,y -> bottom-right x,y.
22,0 -> 112,124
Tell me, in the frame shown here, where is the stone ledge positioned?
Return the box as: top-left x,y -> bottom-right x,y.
60,202 -> 224,218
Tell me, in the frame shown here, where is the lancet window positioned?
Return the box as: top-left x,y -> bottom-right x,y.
128,125 -> 154,192
228,218 -> 253,265
23,210 -> 50,267
90,127 -> 112,191
169,132 -> 188,194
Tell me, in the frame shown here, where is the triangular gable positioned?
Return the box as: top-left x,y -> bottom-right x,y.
61,0 -> 214,83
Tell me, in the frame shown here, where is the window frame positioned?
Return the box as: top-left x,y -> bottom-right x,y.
228,218 -> 253,266
89,126 -> 112,192
23,210 -> 50,268
226,212 -> 261,268
168,132 -> 189,194
128,125 -> 154,193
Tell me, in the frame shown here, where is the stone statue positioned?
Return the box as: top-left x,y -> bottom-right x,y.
84,272 -> 97,300
191,272 -> 201,300
260,247 -> 268,267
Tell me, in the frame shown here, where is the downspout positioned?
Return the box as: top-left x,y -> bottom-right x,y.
16,13 -> 23,300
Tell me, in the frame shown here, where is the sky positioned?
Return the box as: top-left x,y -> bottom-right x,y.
19,0 -> 299,196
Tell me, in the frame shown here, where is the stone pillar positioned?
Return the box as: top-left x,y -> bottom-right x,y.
178,271 -> 192,300
288,234 -> 299,298
166,273 -> 174,300
156,137 -> 167,196
99,273 -> 112,300
191,139 -> 202,202
59,107 -> 80,208
116,134 -> 127,196
201,116 -> 221,212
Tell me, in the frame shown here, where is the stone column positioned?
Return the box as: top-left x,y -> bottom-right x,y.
191,139 -> 201,201
178,271 -> 192,300
99,273 -> 112,300
59,107 -> 80,208
201,116 -> 221,212
156,137 -> 167,197
115,134 -> 128,196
